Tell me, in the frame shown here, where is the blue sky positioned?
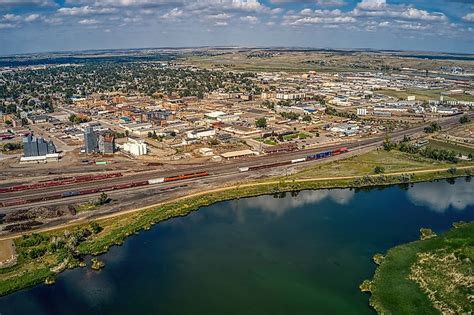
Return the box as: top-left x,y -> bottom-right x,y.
0,0 -> 473,55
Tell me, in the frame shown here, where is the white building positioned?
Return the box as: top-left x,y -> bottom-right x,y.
123,138 -> 147,156
276,92 -> 305,100
357,108 -> 367,116
186,128 -> 216,139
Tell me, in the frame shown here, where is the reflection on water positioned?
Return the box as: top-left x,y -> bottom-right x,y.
0,179 -> 473,315
239,189 -> 355,216
407,179 -> 474,213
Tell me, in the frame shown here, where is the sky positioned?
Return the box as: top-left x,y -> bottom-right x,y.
0,0 -> 473,55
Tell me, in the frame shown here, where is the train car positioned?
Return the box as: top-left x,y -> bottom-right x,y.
291,158 -> 306,164
0,172 -> 124,194
248,161 -> 292,171
62,191 -> 80,197
1,199 -> 27,207
332,147 -> 349,156
79,188 -> 100,195
306,150 -> 332,161
164,171 -> 209,182
148,178 -> 165,184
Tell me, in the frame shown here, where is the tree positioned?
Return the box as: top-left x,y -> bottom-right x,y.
448,167 -> 457,175
97,193 -> 109,205
383,134 -> 395,151
424,122 -> 441,134
302,114 -> 312,122
255,118 -> 267,128
459,115 -> 471,124
374,166 -> 385,174
89,222 -> 103,234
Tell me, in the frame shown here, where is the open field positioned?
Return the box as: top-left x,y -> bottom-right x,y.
0,149 -> 472,299
375,89 -> 474,102
287,149 -> 457,179
427,139 -> 474,156
366,221 -> 474,315
0,240 -> 14,262
184,49 -> 474,73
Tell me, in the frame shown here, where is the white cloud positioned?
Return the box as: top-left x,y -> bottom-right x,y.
78,18 -> 99,25
161,7 -> 184,20
407,180 -> 474,213
57,6 -> 117,16
24,13 -> 40,22
206,13 -> 232,20
214,21 -> 228,26
2,13 -> 41,23
357,0 -> 386,11
240,15 -> 258,24
239,189 -> 355,216
316,0 -> 346,6
462,13 -> 474,22
0,22 -> 15,29
0,0 -> 54,7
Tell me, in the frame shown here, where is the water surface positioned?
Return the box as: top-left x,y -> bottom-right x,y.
1,179 -> 473,315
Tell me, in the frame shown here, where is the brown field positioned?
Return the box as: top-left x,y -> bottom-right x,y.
0,240 -> 14,263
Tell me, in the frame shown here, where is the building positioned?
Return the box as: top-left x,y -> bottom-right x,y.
84,126 -> 98,154
123,138 -> 147,156
84,127 -> 115,154
276,91 -> 305,100
186,128 -> 216,140
357,108 -> 367,116
23,133 -> 56,157
98,133 -> 115,154
221,149 -> 258,159
199,147 -> 214,156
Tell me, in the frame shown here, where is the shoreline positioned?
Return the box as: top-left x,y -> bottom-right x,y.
365,221 -> 474,314
1,164 -> 473,242
0,165 -> 472,299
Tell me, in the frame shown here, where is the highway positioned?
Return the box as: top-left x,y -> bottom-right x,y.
0,113 -> 468,211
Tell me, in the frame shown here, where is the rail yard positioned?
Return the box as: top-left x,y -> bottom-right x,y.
0,111 -> 471,236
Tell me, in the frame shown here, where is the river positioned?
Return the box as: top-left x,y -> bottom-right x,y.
1,179 -> 473,315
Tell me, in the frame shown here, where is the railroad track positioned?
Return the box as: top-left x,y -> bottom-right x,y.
0,114 -> 467,208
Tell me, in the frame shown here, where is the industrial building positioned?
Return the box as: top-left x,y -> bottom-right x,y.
123,138 -> 147,156
23,133 -> 56,157
84,126 -> 115,154
84,126 -> 98,154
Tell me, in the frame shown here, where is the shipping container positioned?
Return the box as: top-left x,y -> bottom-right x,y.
148,178 -> 165,184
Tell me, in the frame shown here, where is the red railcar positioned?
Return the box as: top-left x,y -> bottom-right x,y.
332,147 -> 349,156
164,172 -> 210,182
248,161 -> 292,171
0,172 -> 123,194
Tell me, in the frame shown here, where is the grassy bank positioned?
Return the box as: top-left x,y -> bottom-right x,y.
0,150 -> 473,299
364,221 -> 474,314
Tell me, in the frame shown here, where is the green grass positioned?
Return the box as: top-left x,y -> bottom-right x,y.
298,133 -> 311,140
427,139 -> 474,156
368,221 -> 474,314
290,149 -> 455,179
283,134 -> 298,141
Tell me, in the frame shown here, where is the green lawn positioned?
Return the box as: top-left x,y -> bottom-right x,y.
291,149 -> 454,179
427,139 -> 474,156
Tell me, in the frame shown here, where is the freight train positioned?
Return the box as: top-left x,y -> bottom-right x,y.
239,147 -> 348,172
0,173 -> 123,194
0,171 -> 209,208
